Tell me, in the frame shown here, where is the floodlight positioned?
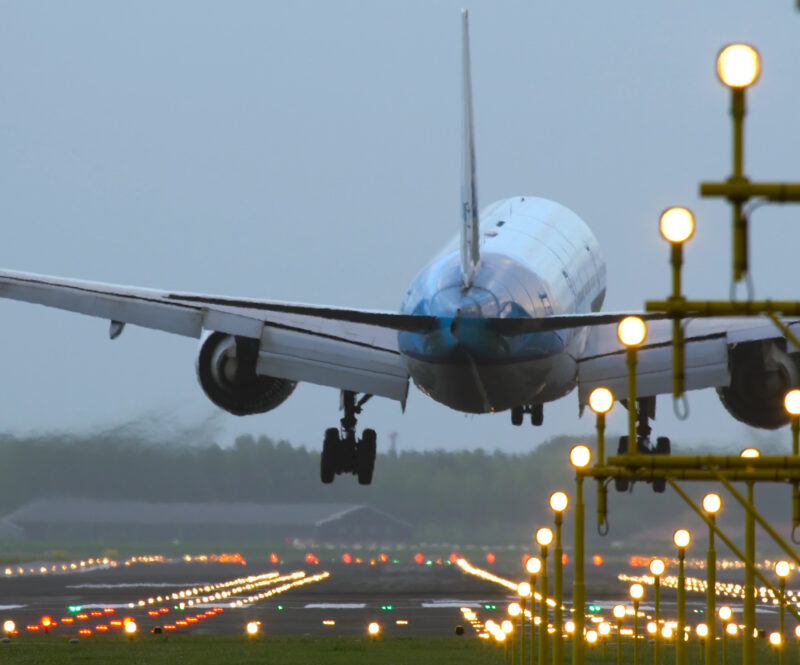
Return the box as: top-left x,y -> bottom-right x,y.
740,447 -> 760,459
696,623 -> 709,638
649,558 -> 666,576
673,529 -> 692,549
517,582 -> 532,598
718,606 -> 732,621
598,621 -> 611,636
613,604 -> 626,619
785,390 -> 800,416
660,207 -> 695,244
775,560 -> 791,578
526,556 -> 542,575
570,445 -> 592,468
508,603 -> 521,617
630,583 -> 644,600
368,622 -> 381,636
549,491 -> 569,513
589,387 -> 614,414
536,527 -> 554,547
702,493 -> 722,515
717,44 -> 760,89
617,316 -> 647,347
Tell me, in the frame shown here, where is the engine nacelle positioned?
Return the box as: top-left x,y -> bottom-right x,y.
196,332 -> 297,416
717,339 -> 800,429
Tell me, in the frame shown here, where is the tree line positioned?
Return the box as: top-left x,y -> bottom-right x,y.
0,427 -> 794,545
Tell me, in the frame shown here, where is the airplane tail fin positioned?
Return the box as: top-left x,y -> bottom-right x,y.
460,9 -> 480,290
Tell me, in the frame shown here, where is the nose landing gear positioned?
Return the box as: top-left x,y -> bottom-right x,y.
320,391 -> 377,485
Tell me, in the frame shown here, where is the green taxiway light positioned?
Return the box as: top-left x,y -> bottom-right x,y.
381,605 -> 394,611
484,603 -> 497,610
277,605 -> 284,611
68,605 -> 81,613
587,604 -> 602,613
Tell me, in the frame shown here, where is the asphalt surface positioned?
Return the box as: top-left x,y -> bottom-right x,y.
0,558 -> 510,637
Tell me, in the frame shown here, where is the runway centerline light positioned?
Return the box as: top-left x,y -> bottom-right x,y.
526,556 -> 542,575
569,445 -> 592,468
702,493 -> 722,515
785,390 -> 800,416
717,44 -> 760,89
649,558 -> 666,577
549,491 -> 569,513
660,207 -> 695,244
588,387 -> 614,414
536,527 -> 554,547
617,316 -> 647,347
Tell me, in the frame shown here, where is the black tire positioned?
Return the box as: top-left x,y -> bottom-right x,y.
617,436 -> 629,454
531,405 -> 543,426
357,429 -> 377,485
655,436 -> 671,455
614,476 -> 630,492
511,407 -> 523,426
321,428 -> 338,484
652,477 -> 666,493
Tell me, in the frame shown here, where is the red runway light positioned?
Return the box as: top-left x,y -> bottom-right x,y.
449,552 -> 460,564
269,552 -> 279,564
414,553 -> 424,564
78,628 -> 92,636
342,553 -> 352,564
26,625 -> 40,632
378,553 -> 388,563
593,554 -> 604,566
95,625 -> 108,631
90,611 -> 102,617
486,552 -> 496,564
41,616 -> 53,628
562,553 -> 569,565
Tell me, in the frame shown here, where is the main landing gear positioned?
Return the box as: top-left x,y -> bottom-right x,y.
614,396 -> 671,494
320,391 -> 377,486
510,404 -> 544,426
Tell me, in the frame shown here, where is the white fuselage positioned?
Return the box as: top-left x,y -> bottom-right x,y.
398,196 -> 606,413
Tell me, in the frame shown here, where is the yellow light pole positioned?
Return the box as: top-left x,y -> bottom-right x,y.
673,528 -> 692,665
570,444 -> 591,665
785,390 -> 800,531
598,621 -> 610,658
613,604 -> 626,665
509,602 -> 522,665
775,560 -> 791,665
518,582 -> 532,665
696,623 -> 708,662
548,491 -> 568,665
659,207 -> 695,398
503,620 -> 514,663
649,558 -> 666,665
630,583 -> 645,665
740,446 -> 760,665
536,527 -> 554,665
714,43 -> 761,284
795,625 -> 800,664
526,556 -> 542,665
588,387 -> 613,530
702,492 -> 721,665
718,606 -> 733,665
617,317 -> 647,454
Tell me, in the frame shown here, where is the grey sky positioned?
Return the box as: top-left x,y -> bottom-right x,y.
1,1 -> 799,453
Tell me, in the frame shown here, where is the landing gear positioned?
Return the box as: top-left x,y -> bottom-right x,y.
319,391 -> 377,485
510,404 -> 543,426
613,397 -> 671,494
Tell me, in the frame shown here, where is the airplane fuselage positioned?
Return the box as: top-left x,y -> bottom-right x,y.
398,196 -> 606,413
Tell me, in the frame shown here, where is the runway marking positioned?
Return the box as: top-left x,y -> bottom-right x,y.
422,601 -> 481,608
305,603 -> 366,609
68,582 -> 207,589
0,604 -> 25,610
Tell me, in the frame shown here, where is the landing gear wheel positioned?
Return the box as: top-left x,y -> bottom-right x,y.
614,436 -> 630,492
321,428 -> 338,484
511,407 -> 523,426
531,404 -> 543,426
357,429 -> 377,485
651,436 -> 670,493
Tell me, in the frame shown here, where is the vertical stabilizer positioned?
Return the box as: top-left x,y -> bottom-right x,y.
460,9 -> 480,290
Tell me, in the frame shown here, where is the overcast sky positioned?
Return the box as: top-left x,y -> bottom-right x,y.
1,1 -> 799,454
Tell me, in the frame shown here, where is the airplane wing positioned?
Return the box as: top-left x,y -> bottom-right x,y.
0,269 -> 415,404
575,315 -> 800,405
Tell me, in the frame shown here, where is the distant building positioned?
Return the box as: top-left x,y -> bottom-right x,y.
4,499 -> 413,544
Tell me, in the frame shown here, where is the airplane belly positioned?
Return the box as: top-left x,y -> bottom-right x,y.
406,351 -> 576,414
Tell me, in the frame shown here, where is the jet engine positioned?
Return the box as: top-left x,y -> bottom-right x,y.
196,332 -> 297,416
717,339 -> 800,429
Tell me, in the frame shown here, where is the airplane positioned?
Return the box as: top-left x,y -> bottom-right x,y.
1,11 -> 798,487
